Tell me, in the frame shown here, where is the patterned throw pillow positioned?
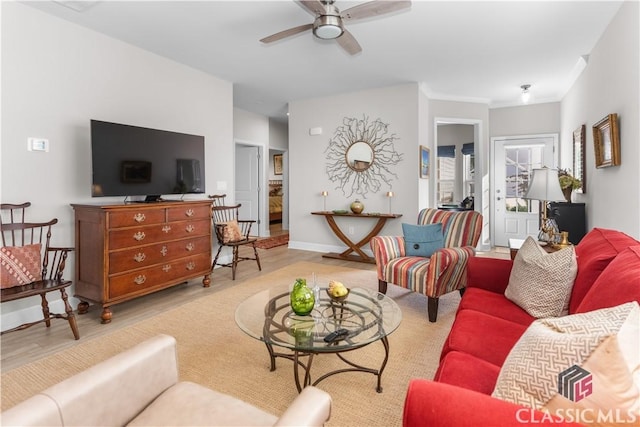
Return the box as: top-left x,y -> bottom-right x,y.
492,302 -> 640,425
0,244 -> 42,289
505,236 -> 577,318
402,223 -> 444,257
221,220 -> 242,243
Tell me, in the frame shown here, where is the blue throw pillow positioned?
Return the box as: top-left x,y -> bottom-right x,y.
402,223 -> 444,257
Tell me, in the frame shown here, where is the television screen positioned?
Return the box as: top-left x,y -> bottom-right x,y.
91,120 -> 205,200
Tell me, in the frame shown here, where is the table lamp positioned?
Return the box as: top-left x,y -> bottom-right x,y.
321,191 -> 328,211
386,191 -> 394,214
523,167 -> 566,243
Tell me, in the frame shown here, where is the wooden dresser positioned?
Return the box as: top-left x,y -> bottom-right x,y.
71,200 -> 212,323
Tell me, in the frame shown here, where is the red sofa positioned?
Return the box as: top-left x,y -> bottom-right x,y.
403,228 -> 640,426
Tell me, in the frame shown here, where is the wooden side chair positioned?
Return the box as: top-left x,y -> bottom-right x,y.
208,195 -> 261,280
1,203 -> 79,339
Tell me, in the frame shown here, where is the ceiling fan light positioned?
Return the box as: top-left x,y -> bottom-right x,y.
313,15 -> 344,39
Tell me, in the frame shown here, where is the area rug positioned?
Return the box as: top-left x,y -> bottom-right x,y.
0,261 -> 459,426
255,233 -> 289,249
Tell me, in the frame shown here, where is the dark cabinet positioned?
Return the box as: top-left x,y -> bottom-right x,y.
547,202 -> 586,244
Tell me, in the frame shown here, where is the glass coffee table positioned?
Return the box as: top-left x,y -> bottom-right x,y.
235,286 -> 402,393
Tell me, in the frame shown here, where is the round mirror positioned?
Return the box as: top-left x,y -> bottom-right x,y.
346,141 -> 374,172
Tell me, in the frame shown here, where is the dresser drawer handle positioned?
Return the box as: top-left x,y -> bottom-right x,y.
186,225 -> 195,233
134,275 -> 146,285
186,262 -> 196,271
133,213 -> 146,223
186,243 -> 195,251
133,253 -> 146,263
160,246 -> 168,256
133,231 -> 146,241
162,225 -> 172,233
185,209 -> 195,217
162,264 -> 172,273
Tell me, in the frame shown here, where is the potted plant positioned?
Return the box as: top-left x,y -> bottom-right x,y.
557,168 -> 581,202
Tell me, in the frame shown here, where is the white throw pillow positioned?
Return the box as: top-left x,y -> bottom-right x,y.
505,236 -> 577,318
492,301 -> 640,425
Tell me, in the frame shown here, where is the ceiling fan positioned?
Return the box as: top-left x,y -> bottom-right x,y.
260,0 -> 411,55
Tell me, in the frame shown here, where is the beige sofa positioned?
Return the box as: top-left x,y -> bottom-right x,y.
1,334 -> 332,426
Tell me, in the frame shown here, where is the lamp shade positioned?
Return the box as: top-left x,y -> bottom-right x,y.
524,168 -> 565,201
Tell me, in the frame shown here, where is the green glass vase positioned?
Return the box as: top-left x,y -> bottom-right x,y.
290,278 -> 315,316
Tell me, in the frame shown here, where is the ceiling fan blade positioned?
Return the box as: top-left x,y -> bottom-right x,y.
341,0 -> 411,21
336,29 -> 362,55
297,0 -> 326,16
260,23 -> 314,44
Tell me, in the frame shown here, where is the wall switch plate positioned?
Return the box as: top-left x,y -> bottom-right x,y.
348,226 -> 355,235
28,138 -> 49,152
309,127 -> 322,136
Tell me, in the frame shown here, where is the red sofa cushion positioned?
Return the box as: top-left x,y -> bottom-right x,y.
570,228 -> 640,313
440,309 -> 528,366
576,245 -> 640,313
466,256 -> 513,294
434,350 -> 501,394
457,287 -> 536,326
404,380 -> 583,427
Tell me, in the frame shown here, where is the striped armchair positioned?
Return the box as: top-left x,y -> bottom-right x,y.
370,208 -> 483,322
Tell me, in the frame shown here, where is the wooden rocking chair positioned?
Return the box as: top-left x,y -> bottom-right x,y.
209,195 -> 261,280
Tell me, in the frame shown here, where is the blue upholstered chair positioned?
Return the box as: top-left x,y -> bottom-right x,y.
370,208 -> 483,322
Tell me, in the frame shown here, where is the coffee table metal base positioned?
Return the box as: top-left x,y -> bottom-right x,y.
264,336 -> 390,393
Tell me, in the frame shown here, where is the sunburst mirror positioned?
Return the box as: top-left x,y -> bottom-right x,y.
325,116 -> 403,198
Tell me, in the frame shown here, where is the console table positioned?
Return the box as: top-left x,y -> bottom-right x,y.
72,201 -> 212,323
311,211 -> 402,264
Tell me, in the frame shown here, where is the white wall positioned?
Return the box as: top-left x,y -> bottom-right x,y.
288,84 -> 421,253
417,88 -> 431,210
268,119 -> 288,151
1,3 -> 234,329
490,103 -> 561,139
560,0 -> 639,237
233,108 -> 269,145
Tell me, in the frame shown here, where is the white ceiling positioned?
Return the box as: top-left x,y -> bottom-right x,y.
25,1 -> 623,122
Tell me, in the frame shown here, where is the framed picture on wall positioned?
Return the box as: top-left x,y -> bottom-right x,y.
593,113 -> 620,168
274,154 -> 283,175
419,145 -> 430,179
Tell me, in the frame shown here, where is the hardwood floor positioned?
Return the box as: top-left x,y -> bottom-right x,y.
1,246 -> 507,373
269,221 -> 287,237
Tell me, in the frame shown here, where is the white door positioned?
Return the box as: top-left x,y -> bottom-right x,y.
491,134 -> 558,247
235,145 -> 260,227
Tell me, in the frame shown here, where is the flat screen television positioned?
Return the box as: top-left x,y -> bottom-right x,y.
91,120 -> 205,201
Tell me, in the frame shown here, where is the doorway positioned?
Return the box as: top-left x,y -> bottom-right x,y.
490,134 -> 559,247
434,117 -> 489,250
268,149 -> 287,237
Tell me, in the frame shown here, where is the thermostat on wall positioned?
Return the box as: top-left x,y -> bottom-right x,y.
28,138 -> 49,152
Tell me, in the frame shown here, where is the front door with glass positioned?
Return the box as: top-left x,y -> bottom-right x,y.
491,134 -> 558,247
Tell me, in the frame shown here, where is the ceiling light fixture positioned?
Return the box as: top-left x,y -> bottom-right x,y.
313,4 -> 344,40
521,84 -> 532,103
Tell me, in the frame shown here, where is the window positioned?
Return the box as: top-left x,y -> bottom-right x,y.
463,153 -> 474,198
437,156 -> 456,203
504,146 -> 544,213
